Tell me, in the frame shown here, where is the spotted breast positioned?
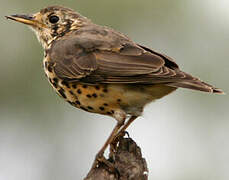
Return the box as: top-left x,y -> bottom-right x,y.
43,55 -> 176,117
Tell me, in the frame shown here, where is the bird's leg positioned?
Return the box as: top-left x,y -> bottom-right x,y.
90,110 -> 126,171
115,116 -> 138,141
109,116 -> 138,160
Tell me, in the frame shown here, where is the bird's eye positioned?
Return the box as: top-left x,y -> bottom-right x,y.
49,15 -> 59,24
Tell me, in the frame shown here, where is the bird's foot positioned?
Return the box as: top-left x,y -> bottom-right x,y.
88,151 -> 117,176
109,131 -> 129,159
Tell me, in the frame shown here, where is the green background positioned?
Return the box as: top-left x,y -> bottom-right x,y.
0,0 -> 228,180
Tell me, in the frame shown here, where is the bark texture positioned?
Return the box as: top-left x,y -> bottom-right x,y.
84,137 -> 148,180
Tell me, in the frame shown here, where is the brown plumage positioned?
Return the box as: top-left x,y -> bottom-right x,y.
47,19 -> 222,94
6,5 -> 224,166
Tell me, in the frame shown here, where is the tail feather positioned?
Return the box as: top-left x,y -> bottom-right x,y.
167,80 -> 224,94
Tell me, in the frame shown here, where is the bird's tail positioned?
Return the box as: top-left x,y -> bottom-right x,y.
167,74 -> 224,94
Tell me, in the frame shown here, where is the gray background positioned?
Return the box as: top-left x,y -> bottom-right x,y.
0,0 -> 228,180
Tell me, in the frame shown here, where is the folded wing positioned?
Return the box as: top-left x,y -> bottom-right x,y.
49,28 -> 223,94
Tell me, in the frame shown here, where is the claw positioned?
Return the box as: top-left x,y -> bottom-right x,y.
91,152 -> 105,169
109,131 -> 128,159
88,152 -> 117,175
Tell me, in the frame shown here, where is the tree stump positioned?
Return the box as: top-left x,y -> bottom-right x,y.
84,136 -> 148,180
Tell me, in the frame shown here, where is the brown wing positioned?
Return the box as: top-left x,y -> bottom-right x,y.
49,38 -> 98,80
49,36 -> 184,83
83,50 -> 191,84
49,25 -> 223,93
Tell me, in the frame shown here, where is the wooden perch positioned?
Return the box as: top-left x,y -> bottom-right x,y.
84,136 -> 148,180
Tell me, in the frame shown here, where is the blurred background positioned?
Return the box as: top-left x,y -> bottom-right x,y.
0,0 -> 229,180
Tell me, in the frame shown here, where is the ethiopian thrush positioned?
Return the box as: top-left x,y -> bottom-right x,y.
6,6 -> 223,161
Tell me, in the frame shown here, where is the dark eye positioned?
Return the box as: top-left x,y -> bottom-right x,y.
49,15 -> 59,24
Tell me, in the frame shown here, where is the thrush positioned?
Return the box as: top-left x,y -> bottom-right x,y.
6,6 -> 223,163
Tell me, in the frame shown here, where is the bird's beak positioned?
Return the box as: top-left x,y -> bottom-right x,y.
5,14 -> 37,26
5,14 -> 46,28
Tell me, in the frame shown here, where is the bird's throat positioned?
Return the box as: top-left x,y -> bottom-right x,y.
30,26 -> 55,49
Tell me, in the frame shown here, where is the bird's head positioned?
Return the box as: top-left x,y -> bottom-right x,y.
6,6 -> 89,48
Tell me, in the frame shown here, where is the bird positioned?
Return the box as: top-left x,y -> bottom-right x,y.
6,5 -> 223,164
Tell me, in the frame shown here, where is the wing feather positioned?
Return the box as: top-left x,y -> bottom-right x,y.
48,26 -> 223,93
